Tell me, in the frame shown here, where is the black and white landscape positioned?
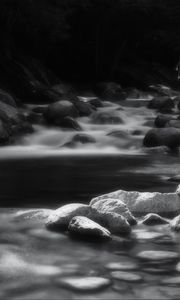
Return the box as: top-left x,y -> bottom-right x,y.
1,1 -> 180,300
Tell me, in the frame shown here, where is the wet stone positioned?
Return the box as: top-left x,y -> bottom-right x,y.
134,231 -> 164,241
105,261 -> 137,271
58,276 -> 111,292
161,276 -> 180,285
140,213 -> 169,225
136,251 -> 179,263
111,271 -> 142,282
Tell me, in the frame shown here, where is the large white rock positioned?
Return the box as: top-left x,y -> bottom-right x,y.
68,216 -> 111,240
90,189 -> 180,216
90,198 -> 136,225
46,203 -> 89,231
170,215 -> 180,232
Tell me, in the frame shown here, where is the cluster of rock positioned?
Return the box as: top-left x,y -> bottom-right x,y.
144,91 -> 180,152
17,184 -> 177,241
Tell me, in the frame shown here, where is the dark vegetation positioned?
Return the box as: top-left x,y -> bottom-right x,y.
0,0 -> 180,101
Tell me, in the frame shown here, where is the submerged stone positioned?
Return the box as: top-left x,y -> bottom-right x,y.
46,203 -> 89,231
161,276 -> 180,285
58,276 -> 111,292
110,271 -> 142,282
105,261 -> 137,271
140,213 -> 169,225
68,216 -> 111,240
136,251 -> 179,262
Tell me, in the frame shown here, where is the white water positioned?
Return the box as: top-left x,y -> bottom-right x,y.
0,96 -> 158,158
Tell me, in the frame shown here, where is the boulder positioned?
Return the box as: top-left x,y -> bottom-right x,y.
72,133 -> 96,144
95,82 -> 126,101
148,97 -> 174,112
32,106 -> 47,114
90,189 -> 180,216
94,212 -> 131,234
26,112 -> 44,124
170,215 -> 180,232
73,99 -> 93,116
140,213 -> 169,225
143,128 -> 180,150
92,111 -> 123,125
154,115 -> 173,128
63,134 -> 95,148
0,101 -> 20,125
0,89 -> 17,107
90,198 -> 136,225
89,98 -> 103,108
46,203 -> 89,231
14,209 -> 53,224
57,116 -> 82,131
43,100 -> 79,125
167,120 -> 180,129
68,216 -> 111,240
107,130 -> 128,139
0,120 -> 10,144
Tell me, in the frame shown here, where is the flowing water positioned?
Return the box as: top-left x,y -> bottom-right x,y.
1,94 -> 180,299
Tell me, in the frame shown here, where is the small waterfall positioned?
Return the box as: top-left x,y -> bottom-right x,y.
0,96 -> 156,158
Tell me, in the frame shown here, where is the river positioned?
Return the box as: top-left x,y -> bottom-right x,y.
1,94 -> 180,299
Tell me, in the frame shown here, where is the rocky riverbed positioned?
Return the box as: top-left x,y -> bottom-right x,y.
1,82 -> 180,299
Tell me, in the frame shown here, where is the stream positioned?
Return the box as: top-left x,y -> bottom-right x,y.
1,94 -> 180,299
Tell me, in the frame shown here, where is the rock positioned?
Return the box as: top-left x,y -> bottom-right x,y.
92,111 -> 123,125
72,134 -> 96,144
132,130 -> 142,136
0,90 -> 17,107
110,271 -> 142,282
134,231 -> 164,240
12,121 -> 34,135
167,120 -> 180,129
89,98 -> 103,108
32,106 -> 47,114
14,209 -> 53,223
62,134 -> 95,148
90,189 -> 180,216
170,215 -> 180,232
140,213 -> 169,225
154,115 -> 173,128
107,130 -> 128,139
68,216 -> 111,240
53,83 -> 78,101
73,99 -> 93,116
46,203 -> 89,231
161,276 -> 180,285
59,276 -> 111,292
0,101 -> 20,125
0,120 -> 10,144
98,212 -> 131,234
90,198 -> 136,225
168,175 -> 180,182
143,128 -> 180,150
57,116 -> 82,131
43,100 -> 79,125
95,82 -> 126,101
105,261 -> 137,271
136,251 -> 179,263
148,96 -> 174,111
26,112 -> 44,124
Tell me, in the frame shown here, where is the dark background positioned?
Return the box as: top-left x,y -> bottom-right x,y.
0,0 -> 180,98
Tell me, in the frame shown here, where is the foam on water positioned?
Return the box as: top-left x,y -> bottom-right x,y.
0,97 -> 157,158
